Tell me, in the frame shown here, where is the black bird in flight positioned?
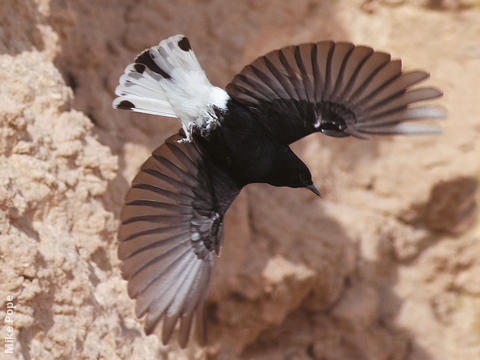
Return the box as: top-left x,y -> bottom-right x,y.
113,34 -> 445,347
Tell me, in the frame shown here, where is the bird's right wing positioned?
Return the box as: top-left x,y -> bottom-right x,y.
226,41 -> 446,144
118,133 -> 240,348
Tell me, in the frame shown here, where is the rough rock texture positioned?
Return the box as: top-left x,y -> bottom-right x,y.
1,0 -> 479,359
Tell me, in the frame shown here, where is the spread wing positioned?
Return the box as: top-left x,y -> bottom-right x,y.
226,41 -> 446,144
118,133 -> 240,347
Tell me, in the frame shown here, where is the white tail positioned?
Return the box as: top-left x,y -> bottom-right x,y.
113,35 -> 229,139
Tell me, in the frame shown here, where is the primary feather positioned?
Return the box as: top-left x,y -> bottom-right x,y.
118,134 -> 240,346
227,41 -> 445,142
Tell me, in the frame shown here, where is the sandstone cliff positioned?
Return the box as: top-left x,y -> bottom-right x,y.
1,1 -> 479,359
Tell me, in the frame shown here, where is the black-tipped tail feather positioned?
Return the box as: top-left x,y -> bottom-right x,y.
113,61 -> 176,117
113,34 -> 230,138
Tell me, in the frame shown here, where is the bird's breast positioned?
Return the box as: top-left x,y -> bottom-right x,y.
193,103 -> 278,187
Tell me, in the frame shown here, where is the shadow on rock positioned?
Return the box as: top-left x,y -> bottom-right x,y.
0,0 -> 45,55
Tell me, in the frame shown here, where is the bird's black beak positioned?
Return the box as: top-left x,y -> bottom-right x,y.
306,184 -> 321,197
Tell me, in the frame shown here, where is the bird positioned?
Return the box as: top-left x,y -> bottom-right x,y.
113,34 -> 445,348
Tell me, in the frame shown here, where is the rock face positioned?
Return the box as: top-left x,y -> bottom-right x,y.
1,0 -> 479,359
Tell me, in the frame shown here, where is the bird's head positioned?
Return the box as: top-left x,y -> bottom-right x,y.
268,146 -> 321,197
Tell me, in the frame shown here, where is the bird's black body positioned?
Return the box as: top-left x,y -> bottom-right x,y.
192,99 -> 313,189
112,34 -> 445,348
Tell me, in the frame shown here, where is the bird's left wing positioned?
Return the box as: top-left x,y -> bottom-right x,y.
118,133 -> 240,347
226,41 -> 446,144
